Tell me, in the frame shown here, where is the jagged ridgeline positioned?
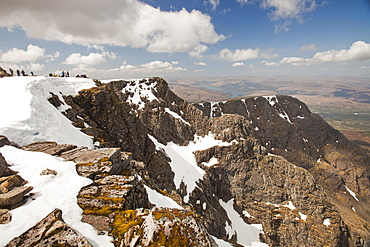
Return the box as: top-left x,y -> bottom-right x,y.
1,77 -> 369,246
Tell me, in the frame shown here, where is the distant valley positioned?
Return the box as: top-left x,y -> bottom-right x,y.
169,76 -> 370,153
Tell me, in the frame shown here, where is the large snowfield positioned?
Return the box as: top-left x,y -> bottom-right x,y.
0,76 -> 266,246
0,76 -> 95,148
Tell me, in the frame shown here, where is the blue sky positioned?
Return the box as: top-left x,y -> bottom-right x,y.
0,0 -> 369,79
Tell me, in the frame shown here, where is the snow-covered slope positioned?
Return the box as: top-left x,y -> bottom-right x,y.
0,76 -> 95,147
0,145 -> 113,247
149,133 -> 237,202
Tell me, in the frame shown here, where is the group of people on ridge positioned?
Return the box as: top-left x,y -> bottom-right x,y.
1,66 -> 88,78
48,71 -> 87,78
5,68 -> 34,77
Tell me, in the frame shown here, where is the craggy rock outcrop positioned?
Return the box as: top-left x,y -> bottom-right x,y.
194,95 -> 370,246
194,143 -> 350,246
110,207 -> 217,247
6,208 -> 92,247
22,141 -> 152,235
0,136 -> 14,178
0,137 -> 32,215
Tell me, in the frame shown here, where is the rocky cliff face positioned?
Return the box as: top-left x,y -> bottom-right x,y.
193,95 -> 370,246
1,77 -> 369,246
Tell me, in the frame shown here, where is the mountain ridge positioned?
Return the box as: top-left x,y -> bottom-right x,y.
0,76 -> 369,246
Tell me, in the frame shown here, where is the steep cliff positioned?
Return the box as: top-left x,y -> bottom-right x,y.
194,95 -> 370,246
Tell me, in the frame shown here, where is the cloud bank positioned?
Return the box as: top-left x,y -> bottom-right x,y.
0,0 -> 224,53
0,44 -> 59,71
265,41 -> 370,66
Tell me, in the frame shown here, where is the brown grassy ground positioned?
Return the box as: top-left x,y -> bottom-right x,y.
340,130 -> 370,154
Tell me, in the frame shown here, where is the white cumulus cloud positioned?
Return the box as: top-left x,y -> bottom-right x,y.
119,60 -> 187,73
66,60 -> 187,78
207,0 -> 221,10
264,41 -> 370,67
280,56 -> 308,65
280,41 -> 370,66
312,41 -> 370,62
219,48 -> 279,61
140,61 -> 186,71
88,45 -> 118,60
0,44 -> 45,63
261,60 -> 280,66
194,62 -> 207,66
220,48 -> 260,61
188,44 -> 209,58
63,53 -> 107,68
0,0 -> 224,53
232,62 -> 244,67
262,0 -> 317,20
28,63 -> 45,72
237,0 -> 319,33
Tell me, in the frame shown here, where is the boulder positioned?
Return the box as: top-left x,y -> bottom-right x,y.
0,136 -> 11,147
0,208 -> 11,224
0,175 -> 27,194
40,169 -> 58,176
6,208 -> 92,246
22,141 -> 77,156
60,147 -> 128,176
0,186 -> 32,209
